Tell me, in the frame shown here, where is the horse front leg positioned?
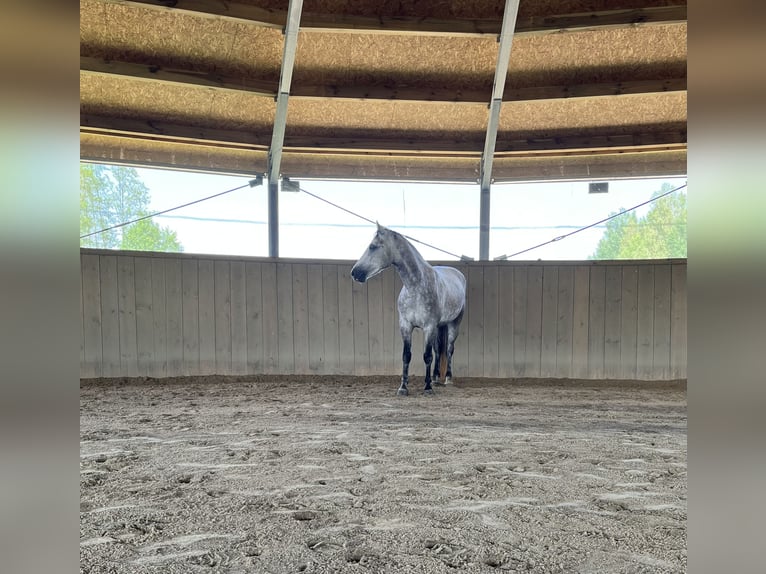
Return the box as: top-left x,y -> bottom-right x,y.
399,327 -> 413,396
422,326 -> 437,395
433,325 -> 448,385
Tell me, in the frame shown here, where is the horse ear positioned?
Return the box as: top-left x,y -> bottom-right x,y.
376,221 -> 383,234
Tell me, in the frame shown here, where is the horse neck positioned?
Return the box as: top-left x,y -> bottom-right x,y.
391,235 -> 431,289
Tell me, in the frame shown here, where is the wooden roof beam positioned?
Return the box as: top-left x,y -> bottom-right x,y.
80,114 -> 687,156
80,56 -> 276,97
302,5 -> 687,36
294,78 -> 687,103
81,57 -> 686,103
80,133 -> 686,183
107,1 -> 686,37
80,113 -> 271,148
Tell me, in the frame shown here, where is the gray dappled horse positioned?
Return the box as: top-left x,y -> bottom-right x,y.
351,223 -> 466,396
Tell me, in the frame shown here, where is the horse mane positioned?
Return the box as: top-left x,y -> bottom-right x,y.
387,228 -> 430,275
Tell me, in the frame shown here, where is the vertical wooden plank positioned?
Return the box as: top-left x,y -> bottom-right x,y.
261,262 -> 279,373
467,266 -> 484,378
165,258 -> 183,376
292,263 -> 310,375
246,262 -> 265,374
352,276 -> 370,375
380,267 -> 397,374
80,260 -> 85,373
99,255 -> 120,377
588,266 -> 606,379
653,264 -> 672,379
198,260 -> 216,375
556,266 -> 574,379
150,258 -> 167,378
604,266 -> 622,379
337,265 -> 355,375
540,266 -> 558,378
512,267 -> 528,377
134,257 -> 154,377
497,265 -> 514,378
322,265 -> 340,374
81,254 -> 102,378
571,266 -> 590,379
636,265 -> 655,380
367,275 -> 385,374
525,266 -> 543,378
483,265 -> 499,378
181,259 -> 199,375
80,258 -> 86,373
81,258 -> 86,375
117,256 -> 138,377
214,260 -> 232,375
670,264 -> 687,379
307,264 -> 325,373
620,266 -> 639,379
276,262 -> 294,374
230,261 -> 247,375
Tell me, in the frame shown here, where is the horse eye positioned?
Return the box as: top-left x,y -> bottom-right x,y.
369,243 -> 378,251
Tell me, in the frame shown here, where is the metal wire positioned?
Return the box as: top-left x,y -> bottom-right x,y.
297,185 -> 465,260
494,182 -> 688,260
79,178 -> 261,239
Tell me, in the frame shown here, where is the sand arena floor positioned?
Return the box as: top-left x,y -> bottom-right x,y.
80,376 -> 686,573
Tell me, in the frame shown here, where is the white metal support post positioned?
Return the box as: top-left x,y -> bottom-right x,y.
268,0 -> 304,257
479,0 -> 520,260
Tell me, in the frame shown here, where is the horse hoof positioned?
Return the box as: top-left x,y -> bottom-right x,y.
434,381 -> 446,387
397,388 -> 409,396
423,388 -> 434,395
444,377 -> 453,385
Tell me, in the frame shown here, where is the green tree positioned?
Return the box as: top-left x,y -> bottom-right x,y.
590,183 -> 686,259
121,218 -> 182,252
591,209 -> 639,260
80,163 -> 118,248
80,164 -> 183,252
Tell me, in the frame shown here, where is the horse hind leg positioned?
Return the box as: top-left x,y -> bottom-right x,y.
444,318 -> 461,384
433,325 -> 448,386
444,339 -> 455,384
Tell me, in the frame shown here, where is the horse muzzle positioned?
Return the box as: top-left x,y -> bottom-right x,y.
350,266 -> 367,283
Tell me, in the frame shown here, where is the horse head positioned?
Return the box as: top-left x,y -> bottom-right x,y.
351,222 -> 395,283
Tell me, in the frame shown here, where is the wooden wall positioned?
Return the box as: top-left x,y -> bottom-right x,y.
80,250 -> 687,381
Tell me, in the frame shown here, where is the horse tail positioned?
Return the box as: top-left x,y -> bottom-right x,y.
437,324 -> 448,382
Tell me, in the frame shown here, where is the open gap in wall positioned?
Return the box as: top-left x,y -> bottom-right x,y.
490,177 -> 687,261
80,162 -> 685,261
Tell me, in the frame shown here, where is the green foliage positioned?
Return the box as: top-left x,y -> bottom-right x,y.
121,219 -> 183,252
80,164 -> 183,252
591,210 -> 639,260
590,183 -> 686,260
